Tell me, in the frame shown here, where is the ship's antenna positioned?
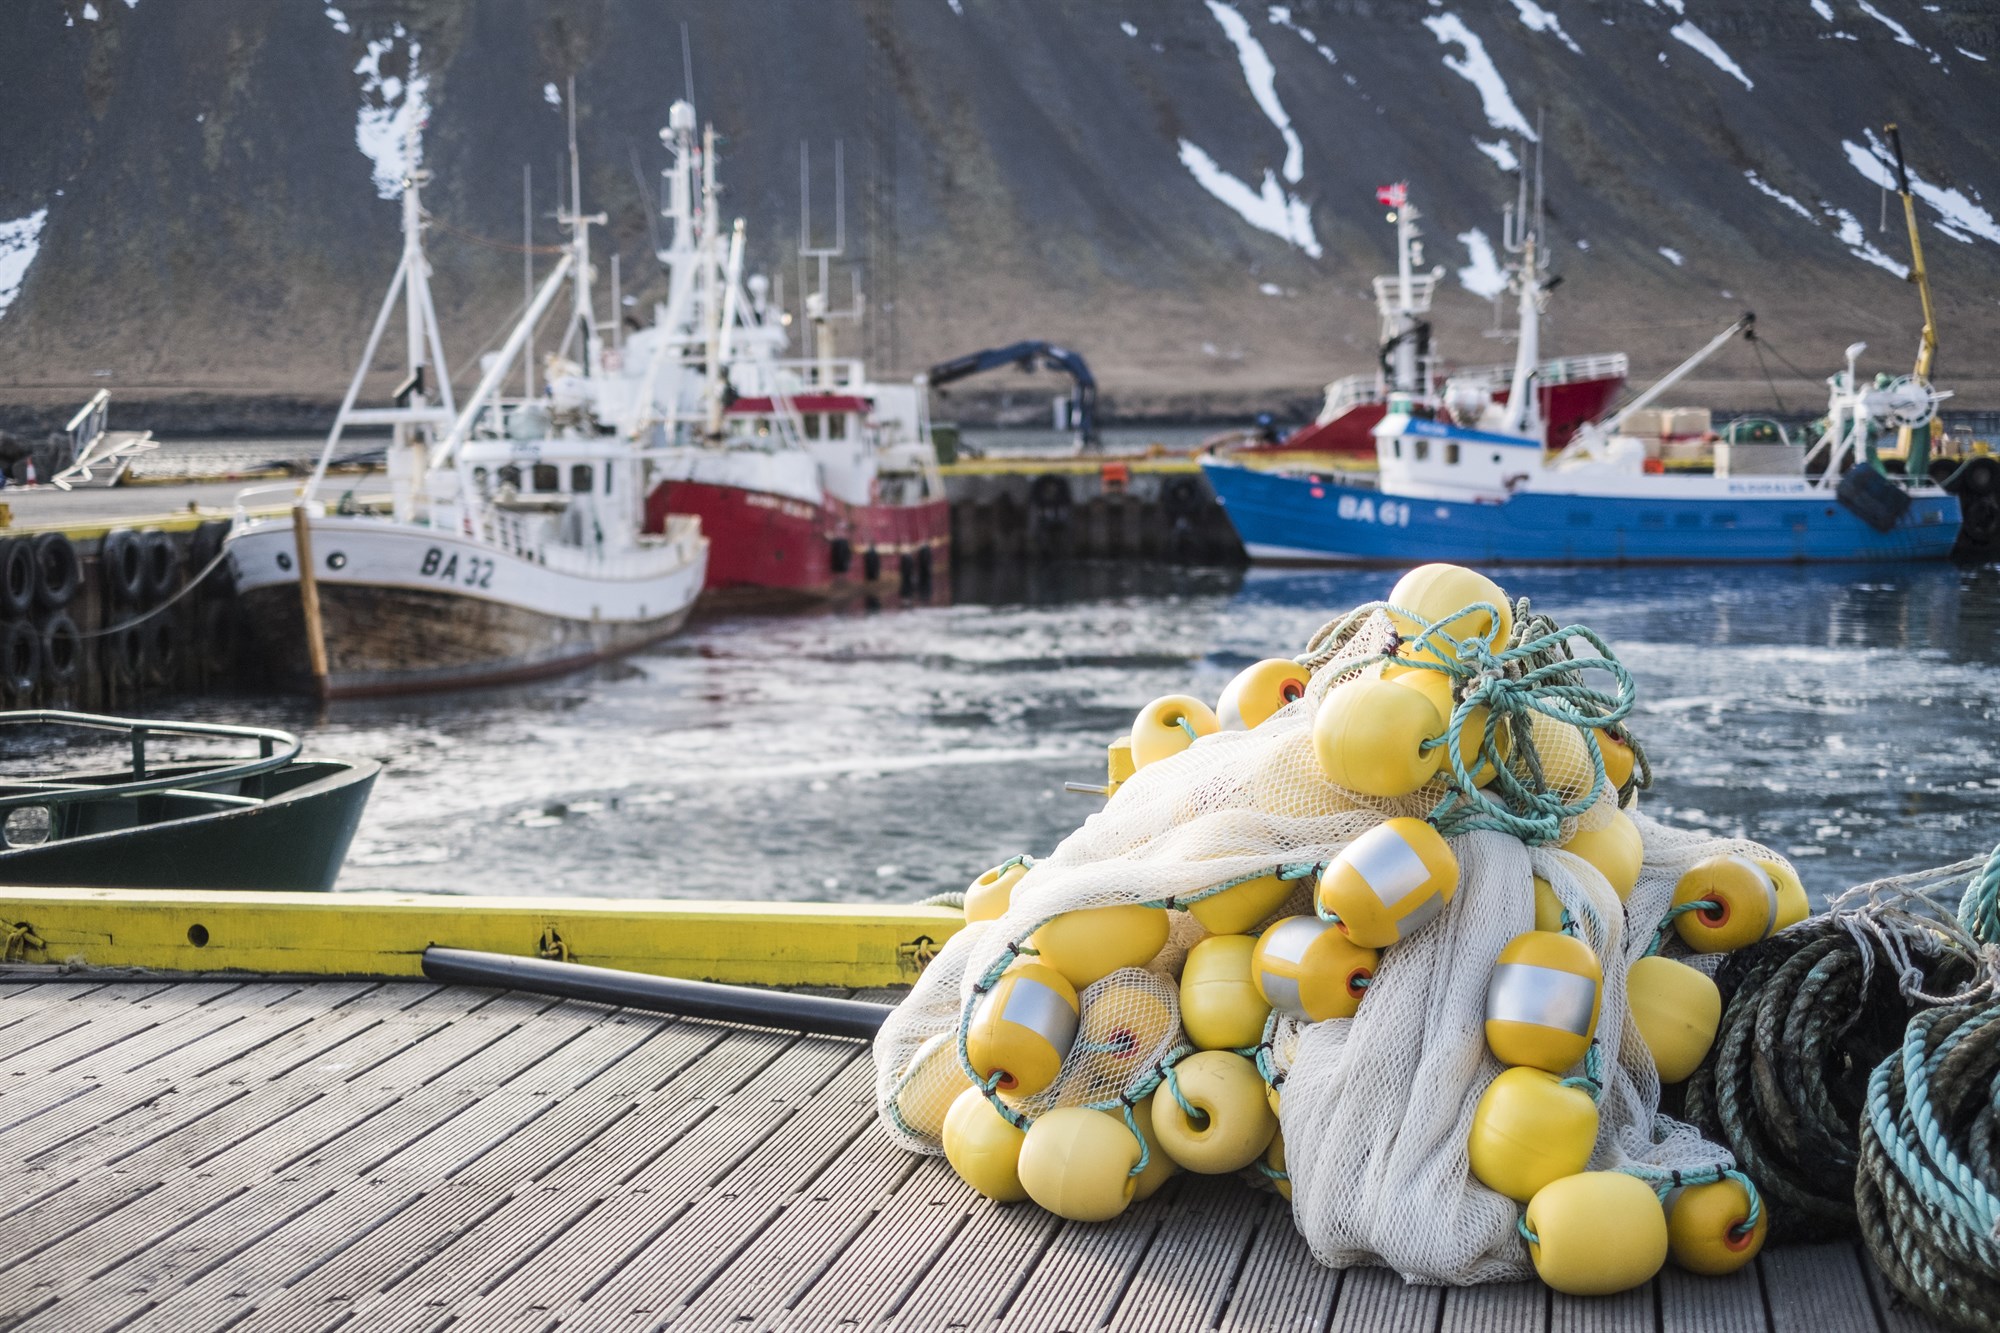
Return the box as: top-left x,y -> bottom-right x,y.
1533,108 -> 1545,256
681,22 -> 695,105
522,163 -> 535,397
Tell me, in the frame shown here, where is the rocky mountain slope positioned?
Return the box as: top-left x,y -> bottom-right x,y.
2,0 -> 1997,430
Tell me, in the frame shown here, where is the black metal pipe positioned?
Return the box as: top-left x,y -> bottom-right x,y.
420,947 -> 893,1040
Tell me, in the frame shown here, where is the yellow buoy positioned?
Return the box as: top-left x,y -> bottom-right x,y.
1560,809 -> 1644,901
1531,875 -> 1566,933
1266,1129 -> 1291,1200
1129,1092 -> 1179,1201
1316,817 -> 1459,949
1626,955 -> 1722,1083
1188,869 -> 1295,935
1671,856 -> 1780,953
1250,915 -> 1378,1022
1467,1066 -> 1600,1203
1525,1172 -> 1669,1296
966,961 -> 1080,1095
1072,970 -> 1176,1083
1030,904 -> 1171,988
1018,1107 -> 1143,1222
1311,675 -> 1446,797
1758,858 -> 1810,931
1216,658 -> 1312,731
1130,695 -> 1221,770
1385,564 -> 1514,663
1599,729 -> 1636,790
1179,935 -> 1273,1051
1107,736 -> 1136,787
1381,663 -> 1508,785
893,1034 -> 975,1138
1523,712 -> 1599,803
1484,930 -> 1602,1073
942,1086 -> 1029,1202
963,859 -> 1030,924
1151,1051 -> 1278,1174
1265,1081 -> 1282,1119
1667,1177 -> 1768,1275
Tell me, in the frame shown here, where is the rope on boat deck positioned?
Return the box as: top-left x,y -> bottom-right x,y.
1683,852 -> 2000,1246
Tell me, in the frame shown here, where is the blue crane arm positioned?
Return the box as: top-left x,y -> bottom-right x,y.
924,340 -> 1098,446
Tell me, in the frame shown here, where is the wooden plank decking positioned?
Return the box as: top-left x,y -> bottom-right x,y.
0,978 -> 1944,1333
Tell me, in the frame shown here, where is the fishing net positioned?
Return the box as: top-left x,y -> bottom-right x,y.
873,589 -> 1791,1286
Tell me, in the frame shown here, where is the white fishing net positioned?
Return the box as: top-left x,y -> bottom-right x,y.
871,598 -> 1791,1286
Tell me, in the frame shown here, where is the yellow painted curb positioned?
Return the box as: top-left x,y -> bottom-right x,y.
0,889 -> 965,988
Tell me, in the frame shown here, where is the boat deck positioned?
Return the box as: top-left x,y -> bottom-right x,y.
0,977 -> 1942,1333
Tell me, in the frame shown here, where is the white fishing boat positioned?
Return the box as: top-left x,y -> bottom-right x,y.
227,121 -> 707,699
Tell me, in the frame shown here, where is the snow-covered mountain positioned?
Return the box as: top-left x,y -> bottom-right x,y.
2,0 -> 1995,427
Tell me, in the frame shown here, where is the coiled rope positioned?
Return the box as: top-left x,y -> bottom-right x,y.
1684,859 -> 1994,1243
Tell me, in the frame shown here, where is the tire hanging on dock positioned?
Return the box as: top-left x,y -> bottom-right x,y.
0,619 -> 41,702
39,613 -> 80,692
32,532 -> 78,612
100,529 -> 145,607
0,539 -> 33,620
139,527 -> 180,605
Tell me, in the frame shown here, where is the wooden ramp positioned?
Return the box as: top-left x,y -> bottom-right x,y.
0,978 -> 1942,1333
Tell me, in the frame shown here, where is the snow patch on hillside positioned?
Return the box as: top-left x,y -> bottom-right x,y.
1267,6 -> 1336,65
1424,14 -> 1536,140
1844,133 -> 2000,244
1457,227 -> 1508,298
1670,21 -> 1753,88
1178,141 -> 1320,256
1507,0 -> 1582,54
1809,0 -> 1833,18
354,27 -> 429,200
1658,247 -> 1684,266
1823,206 -> 1909,277
1744,170 -> 1816,221
1207,1 -> 1302,182
0,209 -> 49,323
323,6 -> 350,34
1477,140 -> 1519,172
1958,47 -> 1987,62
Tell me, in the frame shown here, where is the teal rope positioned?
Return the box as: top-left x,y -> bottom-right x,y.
1517,1214 -> 1539,1245
1865,1006 -> 2000,1235
1646,900 -> 1719,957
1254,1158 -> 1289,1183
1626,1163 -> 1765,1237
1255,1011 -> 1286,1093
1558,1044 -> 1605,1102
1176,715 -> 1201,743
1120,1099 -> 1152,1178
1959,841 -> 2000,946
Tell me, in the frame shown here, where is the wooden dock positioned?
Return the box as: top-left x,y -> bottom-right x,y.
0,976 -> 1943,1332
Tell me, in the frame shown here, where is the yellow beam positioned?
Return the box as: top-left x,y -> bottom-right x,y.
0,889 -> 964,988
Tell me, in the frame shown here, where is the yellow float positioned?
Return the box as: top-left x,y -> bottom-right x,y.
1188,869 -> 1295,935
1385,564 -> 1514,663
1484,931 -> 1602,1073
1599,729 -> 1636,790
1150,1051 -> 1278,1174
1179,935 -> 1273,1051
1625,955 -> 1722,1083
1531,874 -> 1566,933
1311,674 -> 1447,797
942,1086 -> 1029,1202
1129,1091 -> 1180,1201
963,858 -> 1030,924
1525,1172 -> 1670,1295
1029,904 -> 1171,988
893,1033 -> 975,1137
1666,1177 -> 1767,1275
1130,695 -> 1221,770
1316,817 -> 1460,948
1250,915 -> 1377,1022
1265,1130 -> 1291,1200
1073,969 -> 1175,1078
1523,712 -> 1599,803
1216,658 -> 1311,731
1560,808 -> 1644,901
1671,856 -> 1780,953
1017,1107 -> 1143,1222
1467,1067 -> 1599,1203
1759,858 -> 1810,931
1381,662 -> 1507,785
965,961 -> 1080,1095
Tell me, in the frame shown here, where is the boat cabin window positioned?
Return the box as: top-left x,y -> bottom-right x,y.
828,413 -> 849,440
498,464 -> 522,490
533,463 -> 559,493
473,466 -> 489,491
571,464 -> 593,493
1392,440 -> 1403,459
1413,439 -> 1430,462
603,463 -> 614,495
802,413 -> 821,439
1445,443 -> 1460,465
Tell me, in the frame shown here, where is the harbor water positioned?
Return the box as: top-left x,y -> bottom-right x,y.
94,558 -> 1999,906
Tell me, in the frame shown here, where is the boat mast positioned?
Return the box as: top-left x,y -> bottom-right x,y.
1374,183 -> 1437,398
1885,122 -> 1938,477
1499,147 -> 1545,440
559,77 -> 606,381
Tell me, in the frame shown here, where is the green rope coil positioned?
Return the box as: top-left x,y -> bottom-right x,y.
1856,1003 -> 2000,1332
1961,843 -> 2000,947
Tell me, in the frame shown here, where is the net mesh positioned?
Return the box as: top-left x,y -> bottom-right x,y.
871,599 -> 1790,1285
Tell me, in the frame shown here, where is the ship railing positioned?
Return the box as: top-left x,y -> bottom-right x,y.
1456,352 -> 1630,389
0,711 -> 302,815
1321,375 -> 1385,417
1371,274 -> 1439,313
540,539 -> 694,581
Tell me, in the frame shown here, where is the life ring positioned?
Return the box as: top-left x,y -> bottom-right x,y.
31,533 -> 78,611
100,529 -> 145,607
0,540 -> 33,620
0,619 -> 41,701
140,528 -> 180,604
39,613 -> 80,688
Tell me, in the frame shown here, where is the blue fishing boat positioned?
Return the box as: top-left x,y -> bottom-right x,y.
1206,159 -> 1962,567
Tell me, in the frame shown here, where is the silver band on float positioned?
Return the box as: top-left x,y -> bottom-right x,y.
999,977 -> 1080,1052
1346,824 -> 1432,909
1485,963 -> 1598,1036
1727,856 -> 1781,939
